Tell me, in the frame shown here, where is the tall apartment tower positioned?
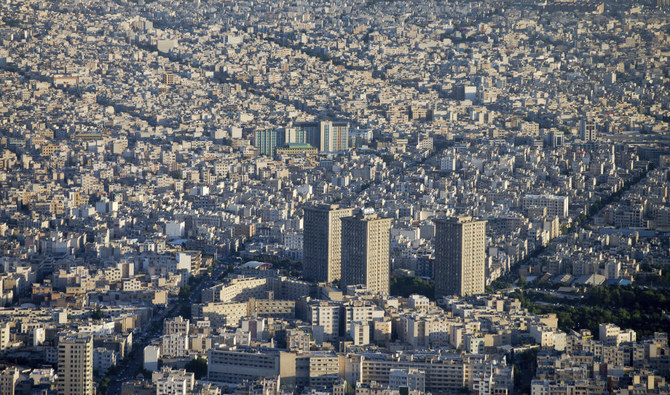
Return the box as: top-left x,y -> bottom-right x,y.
341,210 -> 392,294
579,118 -> 597,141
254,129 -> 285,156
303,205 -> 354,283
434,217 -> 487,298
294,120 -> 349,152
57,334 -> 93,395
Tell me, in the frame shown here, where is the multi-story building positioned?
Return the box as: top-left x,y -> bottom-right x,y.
350,322 -> 370,346
303,205 -> 354,283
152,367 -> 194,395
0,321 -> 10,350
57,334 -> 93,395
342,302 -> 380,334
294,120 -> 349,152
341,210 -> 392,294
164,316 -> 190,336
161,333 -> 189,357
434,217 -> 487,298
307,352 -> 341,387
195,302 -> 248,327
93,348 -> 117,375
0,367 -> 19,395
144,345 -> 160,372
276,143 -> 319,156
207,347 -> 296,385
286,328 -> 311,352
309,301 -> 342,341
254,129 -> 284,156
580,118 -> 597,141
328,121 -> 350,152
389,369 -> 426,392
523,195 -> 570,218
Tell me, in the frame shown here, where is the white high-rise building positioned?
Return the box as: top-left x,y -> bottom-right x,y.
144,345 -> 161,372
152,367 -> 194,395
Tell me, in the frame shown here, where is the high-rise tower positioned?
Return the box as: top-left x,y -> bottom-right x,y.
254,129 -> 285,156
57,334 -> 93,395
579,118 -> 597,141
341,210 -> 392,294
294,120 -> 349,152
303,205 -> 354,283
434,217 -> 487,298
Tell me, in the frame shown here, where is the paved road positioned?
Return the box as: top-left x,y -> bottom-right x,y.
104,259 -> 232,394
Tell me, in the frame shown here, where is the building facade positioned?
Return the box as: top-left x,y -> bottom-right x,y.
341,211 -> 392,294
580,118 -> 597,141
57,334 -> 93,395
254,129 -> 285,156
303,205 -> 354,283
434,217 -> 487,298
294,120 -> 349,152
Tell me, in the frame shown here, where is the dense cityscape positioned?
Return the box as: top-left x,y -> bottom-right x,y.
0,0 -> 669,394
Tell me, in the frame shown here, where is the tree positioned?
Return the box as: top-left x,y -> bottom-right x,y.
390,275 -> 434,299
517,276 -> 527,288
179,304 -> 192,320
513,285 -> 670,338
97,377 -> 111,395
91,307 -> 104,320
179,284 -> 191,300
185,357 -> 208,380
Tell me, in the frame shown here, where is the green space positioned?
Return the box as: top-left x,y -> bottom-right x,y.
184,357 -> 208,380
512,285 -> 670,338
390,274 -> 434,299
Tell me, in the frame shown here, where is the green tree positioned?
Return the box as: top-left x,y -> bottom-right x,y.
390,275 -> 435,299
179,304 -> 192,320
517,276 -> 527,288
179,284 -> 191,300
91,307 -> 104,320
184,357 -> 208,379
97,377 -> 110,395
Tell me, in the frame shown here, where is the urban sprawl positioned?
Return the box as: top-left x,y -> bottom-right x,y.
0,0 -> 669,394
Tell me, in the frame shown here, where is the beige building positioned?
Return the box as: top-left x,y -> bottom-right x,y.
522,194 -> 569,218
341,211 -> 392,294
207,347 -> 297,385
435,217 -> 487,298
0,367 -> 19,395
57,334 -> 93,395
303,205 -> 354,283
164,316 -> 189,336
152,367 -> 194,395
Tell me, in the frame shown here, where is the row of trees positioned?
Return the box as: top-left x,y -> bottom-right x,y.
513,285 -> 670,338
390,275 -> 434,299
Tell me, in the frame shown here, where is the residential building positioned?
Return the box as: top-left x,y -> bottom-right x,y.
57,334 -> 94,395
341,210 -> 392,294
303,205 -> 354,283
434,217 -> 487,298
